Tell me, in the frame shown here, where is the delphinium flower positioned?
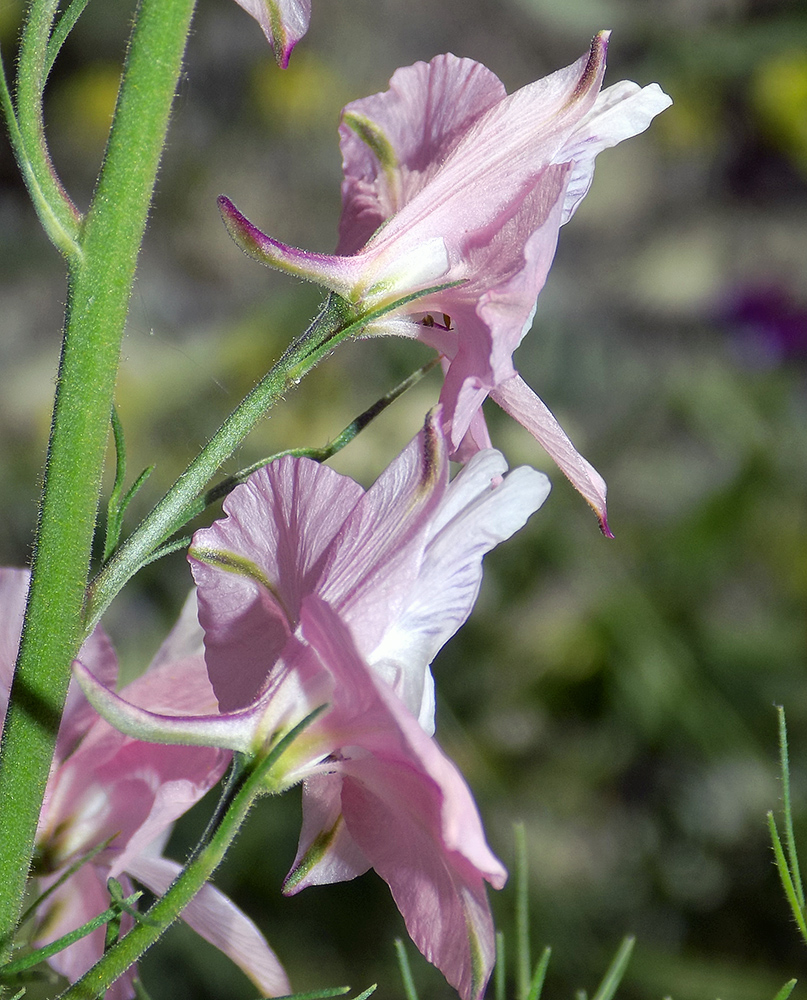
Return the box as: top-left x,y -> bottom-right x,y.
218,32 -> 672,534
0,570 -> 289,999
76,411 -> 551,999
232,0 -> 311,67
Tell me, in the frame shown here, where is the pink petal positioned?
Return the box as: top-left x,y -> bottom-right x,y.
491,374 -> 612,535
0,568 -> 32,729
368,452 -> 551,729
284,772 -> 371,890
148,589 -> 204,670
320,409 -> 450,652
360,35 -> 608,272
231,0 -> 311,68
338,54 -> 508,255
191,457 -> 364,710
0,567 -> 118,758
127,855 -> 291,996
297,597 -> 506,1000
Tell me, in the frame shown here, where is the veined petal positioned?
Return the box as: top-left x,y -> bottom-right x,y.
322,408 -> 450,652
491,374 -> 612,535
300,597 -> 506,1000
363,33 -> 610,268
191,457 -> 364,711
338,55 -> 508,255
369,455 -> 551,732
559,79 -> 674,224
127,855 -> 291,996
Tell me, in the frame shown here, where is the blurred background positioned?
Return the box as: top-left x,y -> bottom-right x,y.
2,0 -> 807,996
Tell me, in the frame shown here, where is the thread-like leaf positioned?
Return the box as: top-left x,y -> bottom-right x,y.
769,811 -> 807,943
772,979 -> 797,1000
591,936 -> 635,1000
526,947 -> 551,1000
395,939 -> 419,1000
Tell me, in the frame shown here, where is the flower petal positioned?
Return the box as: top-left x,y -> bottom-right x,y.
300,596 -> 506,1000
191,457 -> 365,710
231,0 -> 311,68
559,80 -> 674,224
368,453 -> 551,731
491,374 -> 612,535
338,54 -> 508,255
34,867 -> 136,1000
126,854 -> 291,996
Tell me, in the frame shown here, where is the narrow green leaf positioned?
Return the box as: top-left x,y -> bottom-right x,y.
204,357 -> 440,511
274,989 -> 350,1000
118,465 -> 155,520
107,879 -> 159,928
350,986 -> 377,1000
526,947 -> 551,1000
514,822 -> 530,1000
494,931 -> 506,1000
777,707 -> 805,910
772,979 -> 797,1000
44,0 -> 92,79
769,811 -> 807,943
104,406 -> 128,561
0,892 -> 142,977
590,936 -> 635,1000
20,835 -> 116,928
394,939 -> 419,1000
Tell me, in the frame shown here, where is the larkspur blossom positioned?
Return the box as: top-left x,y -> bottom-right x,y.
76,411 -> 551,999
217,32 -> 671,534
233,0 -> 311,68
0,570 -> 289,999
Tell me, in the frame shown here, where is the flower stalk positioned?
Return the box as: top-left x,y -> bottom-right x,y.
85,281 -> 459,633
0,0 -> 198,958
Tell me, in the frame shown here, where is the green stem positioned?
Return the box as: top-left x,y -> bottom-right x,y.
11,0 -> 81,255
0,0 -> 197,960
85,283 -> 455,633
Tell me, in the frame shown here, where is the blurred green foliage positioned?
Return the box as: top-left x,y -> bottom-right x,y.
2,0 -> 807,997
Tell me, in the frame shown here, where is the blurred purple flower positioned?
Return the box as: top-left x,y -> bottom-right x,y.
76,412 -> 551,999
0,570 -> 289,999
219,33 -> 671,533
723,285 -> 807,366
232,0 -> 311,68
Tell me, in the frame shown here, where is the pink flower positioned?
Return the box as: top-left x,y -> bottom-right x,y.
232,0 -> 311,68
218,33 -> 672,534
0,570 -> 289,999
76,412 -> 551,999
